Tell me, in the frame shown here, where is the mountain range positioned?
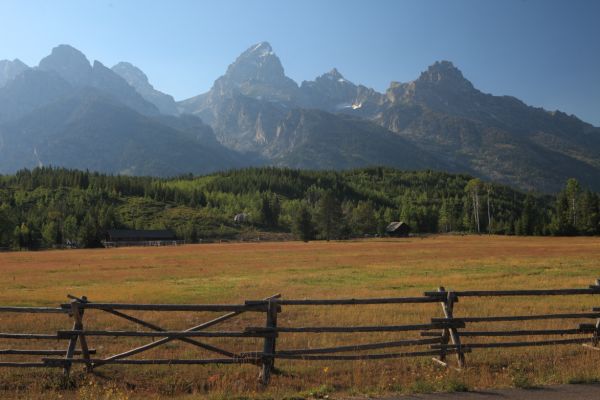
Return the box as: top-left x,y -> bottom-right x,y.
0,42 -> 598,192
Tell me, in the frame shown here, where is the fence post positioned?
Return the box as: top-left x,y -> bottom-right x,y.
259,299 -> 278,385
439,288 -> 465,368
593,279 -> 600,347
437,287 -> 449,363
63,297 -> 91,377
593,319 -> 600,347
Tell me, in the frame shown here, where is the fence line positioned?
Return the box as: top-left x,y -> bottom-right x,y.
0,280 -> 599,385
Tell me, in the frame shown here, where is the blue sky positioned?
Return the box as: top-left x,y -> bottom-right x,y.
1,0 -> 599,125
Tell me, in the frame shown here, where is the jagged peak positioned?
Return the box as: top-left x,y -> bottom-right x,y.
40,44 -> 90,68
323,68 -> 345,81
0,58 -> 30,87
312,68 -> 355,86
416,60 -> 472,89
112,62 -> 150,85
242,41 -> 274,58
38,44 -> 92,87
216,41 -> 294,91
0,58 -> 28,68
13,58 -> 28,67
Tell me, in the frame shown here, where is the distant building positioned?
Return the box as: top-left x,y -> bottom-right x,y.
103,229 -> 183,248
385,221 -> 410,237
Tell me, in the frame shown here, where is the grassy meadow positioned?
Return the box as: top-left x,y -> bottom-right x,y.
0,235 -> 599,399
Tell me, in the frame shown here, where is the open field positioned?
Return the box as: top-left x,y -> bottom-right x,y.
0,235 -> 599,399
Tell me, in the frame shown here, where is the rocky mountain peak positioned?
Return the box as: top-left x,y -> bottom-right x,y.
415,60 -> 473,91
207,41 -> 299,103
243,41 -> 274,57
38,44 -> 92,86
112,61 -> 178,116
0,58 -> 29,87
112,62 -> 150,87
221,41 -> 288,86
315,68 -> 353,85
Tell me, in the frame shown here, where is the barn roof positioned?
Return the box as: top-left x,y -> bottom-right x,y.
106,229 -> 176,240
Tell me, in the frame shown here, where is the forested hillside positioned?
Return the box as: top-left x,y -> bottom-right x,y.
0,167 -> 597,249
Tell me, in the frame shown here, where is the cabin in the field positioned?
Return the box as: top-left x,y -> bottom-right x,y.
385,221 -> 410,237
103,229 -> 183,248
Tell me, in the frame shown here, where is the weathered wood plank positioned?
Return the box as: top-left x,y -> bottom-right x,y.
0,333 -> 61,339
57,330 -> 274,338
259,299 -> 278,385
0,349 -> 95,355
269,348 -> 470,360
72,299 -> 92,371
432,312 -> 600,323
63,300 -> 82,376
0,307 -> 67,314
247,297 -> 439,306
425,288 -> 600,297
433,337 -> 591,349
44,358 -> 257,365
246,322 -> 464,334
62,303 -> 266,312
458,328 -> 595,337
0,362 -> 55,368
243,337 -> 443,356
439,289 -> 465,368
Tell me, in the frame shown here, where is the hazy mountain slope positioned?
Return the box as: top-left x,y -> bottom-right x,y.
264,109 -> 451,171
0,59 -> 29,88
0,90 -> 250,176
38,44 -> 159,116
372,61 -> 600,191
0,69 -> 74,123
112,62 -> 179,115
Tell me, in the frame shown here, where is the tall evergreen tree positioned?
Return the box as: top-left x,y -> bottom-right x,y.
315,191 -> 343,241
292,204 -> 315,242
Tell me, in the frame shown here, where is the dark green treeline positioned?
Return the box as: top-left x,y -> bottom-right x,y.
0,167 -> 597,249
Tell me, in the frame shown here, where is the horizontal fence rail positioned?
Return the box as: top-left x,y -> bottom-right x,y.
60,303 -> 269,312
0,279 -> 599,385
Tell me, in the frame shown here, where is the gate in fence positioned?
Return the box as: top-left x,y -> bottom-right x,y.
0,279 -> 599,385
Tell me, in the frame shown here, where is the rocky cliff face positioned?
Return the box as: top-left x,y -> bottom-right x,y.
112,62 -> 179,115
39,45 -> 158,115
0,59 -> 29,88
297,68 -> 354,111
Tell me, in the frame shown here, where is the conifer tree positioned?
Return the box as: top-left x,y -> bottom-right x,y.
293,204 -> 314,242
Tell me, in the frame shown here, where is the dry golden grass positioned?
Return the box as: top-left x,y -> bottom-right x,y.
0,235 -> 599,399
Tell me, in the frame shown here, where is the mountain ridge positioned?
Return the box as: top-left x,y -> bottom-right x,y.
0,42 -> 598,192
177,42 -> 599,192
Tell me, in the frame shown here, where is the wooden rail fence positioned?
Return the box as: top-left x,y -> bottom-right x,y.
0,280 -> 599,385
